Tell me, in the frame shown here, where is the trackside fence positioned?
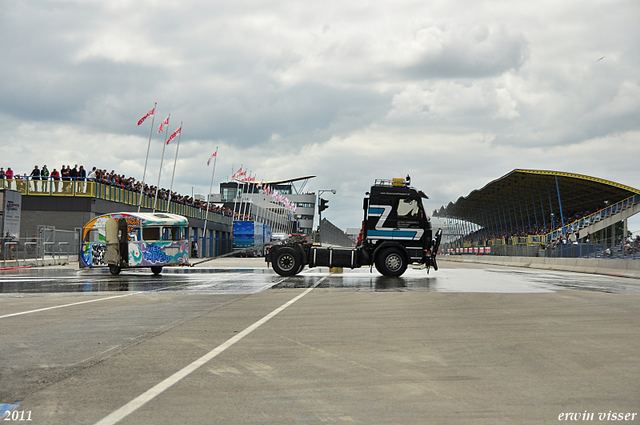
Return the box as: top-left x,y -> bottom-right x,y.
448,236 -> 640,261
1,227 -> 78,268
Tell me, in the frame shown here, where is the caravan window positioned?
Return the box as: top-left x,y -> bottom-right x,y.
169,227 -> 183,240
86,229 -> 101,243
129,228 -> 141,241
143,227 -> 161,241
161,227 -> 183,240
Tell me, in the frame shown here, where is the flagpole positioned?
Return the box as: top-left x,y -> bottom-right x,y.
242,173 -> 250,221
138,102 -> 156,212
240,173 -> 247,221
202,148 -> 218,258
153,114 -> 170,213
232,165 -> 242,220
242,172 -> 253,220
166,121 -> 183,213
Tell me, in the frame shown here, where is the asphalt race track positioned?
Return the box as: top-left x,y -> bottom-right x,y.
1,259 -> 639,424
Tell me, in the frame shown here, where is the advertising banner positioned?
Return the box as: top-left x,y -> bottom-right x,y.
1,189 -> 22,239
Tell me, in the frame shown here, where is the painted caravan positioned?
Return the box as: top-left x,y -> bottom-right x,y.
80,212 -> 189,275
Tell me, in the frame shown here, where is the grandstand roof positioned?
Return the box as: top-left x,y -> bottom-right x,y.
434,169 -> 640,229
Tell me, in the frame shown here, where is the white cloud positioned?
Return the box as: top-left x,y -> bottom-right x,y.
0,0 -> 639,231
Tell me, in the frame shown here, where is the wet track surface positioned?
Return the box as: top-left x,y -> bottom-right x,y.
1,265 -> 640,295
1,261 -> 640,424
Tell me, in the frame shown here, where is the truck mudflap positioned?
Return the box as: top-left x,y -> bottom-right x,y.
309,246 -> 359,269
426,229 -> 443,272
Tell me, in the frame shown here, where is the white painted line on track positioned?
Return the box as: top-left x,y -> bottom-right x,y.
94,275 -> 329,425
0,293 -> 141,319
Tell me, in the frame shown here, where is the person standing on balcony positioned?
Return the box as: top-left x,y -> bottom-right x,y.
78,165 -> 86,192
30,165 -> 41,192
5,167 -> 13,189
50,168 -> 60,192
41,165 -> 49,192
61,165 -> 70,192
87,167 -> 97,185
69,165 -> 78,193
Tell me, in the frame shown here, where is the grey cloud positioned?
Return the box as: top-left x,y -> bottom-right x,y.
180,82 -> 391,149
400,25 -> 529,80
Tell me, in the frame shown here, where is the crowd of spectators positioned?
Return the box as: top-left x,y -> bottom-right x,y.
0,163 -> 247,219
455,207 -> 610,247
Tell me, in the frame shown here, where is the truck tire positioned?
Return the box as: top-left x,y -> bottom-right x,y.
272,247 -> 302,277
108,264 -> 121,276
375,247 -> 407,277
151,266 -> 163,275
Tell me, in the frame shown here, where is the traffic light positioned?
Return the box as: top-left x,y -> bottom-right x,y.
318,198 -> 329,213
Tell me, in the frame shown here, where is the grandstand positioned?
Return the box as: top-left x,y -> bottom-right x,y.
433,169 -> 640,259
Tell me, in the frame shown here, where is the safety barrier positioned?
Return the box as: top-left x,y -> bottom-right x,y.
513,236 -> 528,245
446,236 -> 639,260
318,218 -> 356,247
528,235 -> 545,244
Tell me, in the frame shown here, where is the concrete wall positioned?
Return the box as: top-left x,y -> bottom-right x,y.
443,255 -> 640,279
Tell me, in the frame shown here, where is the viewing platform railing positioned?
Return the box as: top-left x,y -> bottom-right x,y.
1,177 -> 232,226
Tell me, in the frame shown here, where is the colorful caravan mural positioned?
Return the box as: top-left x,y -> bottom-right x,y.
80,212 -> 189,275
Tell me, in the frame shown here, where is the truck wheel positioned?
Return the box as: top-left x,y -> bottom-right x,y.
108,264 -> 121,276
375,248 -> 407,277
151,266 -> 163,275
272,247 -> 302,277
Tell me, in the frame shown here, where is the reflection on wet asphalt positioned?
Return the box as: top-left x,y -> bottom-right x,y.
0,268 -> 281,295
275,267 -> 640,293
1,266 -> 639,295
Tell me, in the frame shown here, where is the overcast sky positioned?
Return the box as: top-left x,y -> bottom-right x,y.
1,0 -> 639,232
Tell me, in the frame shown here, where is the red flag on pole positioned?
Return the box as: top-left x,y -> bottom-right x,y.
137,106 -> 155,126
166,126 -> 181,144
207,150 -> 217,166
158,116 -> 169,133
